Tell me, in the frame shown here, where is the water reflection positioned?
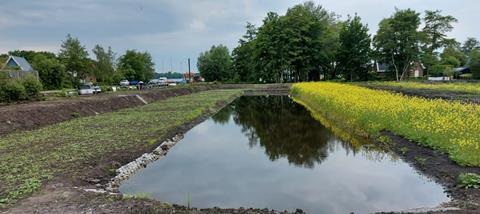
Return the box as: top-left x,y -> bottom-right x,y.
120,96 -> 449,213
213,96 -> 368,168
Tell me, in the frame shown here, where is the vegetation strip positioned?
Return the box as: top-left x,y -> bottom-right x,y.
0,89 -> 242,208
291,82 -> 480,166
363,81 -> 480,95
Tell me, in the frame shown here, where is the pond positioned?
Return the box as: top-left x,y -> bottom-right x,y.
120,96 -> 449,213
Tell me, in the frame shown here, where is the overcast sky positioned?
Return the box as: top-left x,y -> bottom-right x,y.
1,0 -> 479,73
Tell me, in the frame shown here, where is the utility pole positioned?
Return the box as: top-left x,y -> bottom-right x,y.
188,58 -> 191,83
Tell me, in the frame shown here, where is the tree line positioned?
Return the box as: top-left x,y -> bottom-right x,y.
198,1 -> 480,82
0,34 -> 155,90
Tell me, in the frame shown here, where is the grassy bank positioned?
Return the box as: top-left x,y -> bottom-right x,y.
0,89 -> 241,207
292,82 -> 480,166
363,81 -> 480,95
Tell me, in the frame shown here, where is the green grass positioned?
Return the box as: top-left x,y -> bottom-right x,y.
0,89 -> 241,207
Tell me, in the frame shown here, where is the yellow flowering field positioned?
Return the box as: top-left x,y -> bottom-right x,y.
292,82 -> 480,166
366,81 -> 480,95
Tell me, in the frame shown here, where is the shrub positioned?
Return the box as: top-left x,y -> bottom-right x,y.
0,80 -> 26,102
458,173 -> 480,189
20,75 -> 43,99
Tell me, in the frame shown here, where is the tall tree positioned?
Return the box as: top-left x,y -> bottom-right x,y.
337,15 -> 371,81
251,2 -> 339,82
197,45 -> 233,82
422,10 -> 457,55
254,12 -> 286,83
282,4 -> 325,82
421,10 -> 457,72
58,34 -> 89,85
374,9 -> 421,81
232,23 -> 258,82
92,45 -> 116,84
470,49 -> 480,79
117,50 -> 155,81
462,38 -> 480,61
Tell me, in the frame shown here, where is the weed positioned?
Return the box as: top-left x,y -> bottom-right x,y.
415,157 -> 428,166
458,173 -> 480,189
71,112 -> 80,118
399,147 -> 409,155
377,136 -> 391,145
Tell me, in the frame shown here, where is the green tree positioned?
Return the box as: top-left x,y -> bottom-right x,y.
197,45 -> 233,82
422,10 -> 457,55
232,23 -> 258,82
251,2 -> 339,82
440,44 -> 467,67
420,10 -> 457,74
253,12 -> 285,83
92,45 -> 116,84
282,4 -> 325,82
31,54 -> 68,90
470,49 -> 480,79
462,38 -> 480,57
117,50 -> 155,81
337,15 -> 371,81
374,9 -> 421,81
58,34 -> 89,85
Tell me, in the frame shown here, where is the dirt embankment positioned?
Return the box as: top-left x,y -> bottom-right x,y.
0,84 -> 291,137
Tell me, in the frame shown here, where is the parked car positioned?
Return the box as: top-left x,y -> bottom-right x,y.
130,80 -> 139,86
119,80 -> 130,87
78,85 -> 94,95
93,86 -> 102,94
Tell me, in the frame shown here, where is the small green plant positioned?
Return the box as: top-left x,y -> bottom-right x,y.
71,112 -> 80,118
399,147 -> 409,155
415,156 -> 428,166
458,173 -> 480,189
124,192 -> 152,199
377,135 -> 391,145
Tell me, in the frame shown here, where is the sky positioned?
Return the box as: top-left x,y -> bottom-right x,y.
1,0 -> 479,73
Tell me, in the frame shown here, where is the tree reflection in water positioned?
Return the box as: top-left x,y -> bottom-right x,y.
211,96 -> 369,168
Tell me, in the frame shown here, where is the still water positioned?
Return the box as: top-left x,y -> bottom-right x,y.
120,96 -> 449,213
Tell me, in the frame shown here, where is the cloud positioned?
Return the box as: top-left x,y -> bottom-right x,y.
0,0 -> 479,72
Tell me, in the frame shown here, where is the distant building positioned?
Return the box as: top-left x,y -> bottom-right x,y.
183,72 -> 204,82
0,56 -> 39,79
454,67 -> 471,74
374,61 -> 424,78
